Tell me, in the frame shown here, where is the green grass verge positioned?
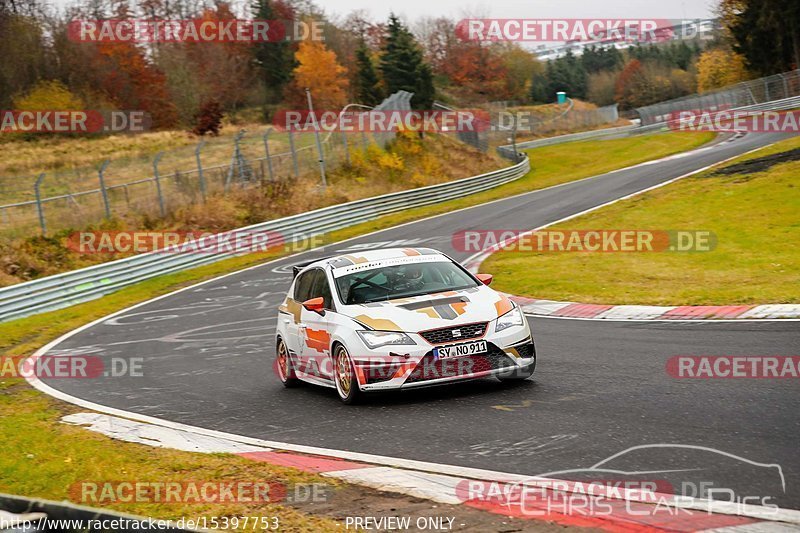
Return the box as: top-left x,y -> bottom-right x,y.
0,130 -> 715,528
483,135 -> 800,305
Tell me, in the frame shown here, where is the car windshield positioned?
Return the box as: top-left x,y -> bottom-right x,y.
335,261 -> 479,305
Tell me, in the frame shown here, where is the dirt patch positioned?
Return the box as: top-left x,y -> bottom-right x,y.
290,483 -> 590,532
713,147 -> 800,176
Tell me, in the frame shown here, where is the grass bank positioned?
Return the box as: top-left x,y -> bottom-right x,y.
483,135 -> 800,305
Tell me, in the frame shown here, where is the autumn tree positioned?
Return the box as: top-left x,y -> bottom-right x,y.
614,60 -> 685,109
285,40 -> 349,109
614,59 -> 645,109
90,41 -> 178,128
0,10 -> 48,108
183,4 -> 256,115
498,44 -> 540,103
436,42 -> 506,100
696,49 -> 749,92
13,80 -> 84,110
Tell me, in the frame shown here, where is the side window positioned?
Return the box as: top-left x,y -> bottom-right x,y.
309,269 -> 334,310
293,270 -> 315,302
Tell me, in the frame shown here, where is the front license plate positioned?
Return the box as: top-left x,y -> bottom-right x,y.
434,340 -> 488,359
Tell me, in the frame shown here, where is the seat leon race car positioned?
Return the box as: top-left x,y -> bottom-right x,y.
275,248 -> 536,403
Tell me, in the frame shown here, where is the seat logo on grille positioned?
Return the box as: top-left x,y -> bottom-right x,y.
452,329 -> 461,337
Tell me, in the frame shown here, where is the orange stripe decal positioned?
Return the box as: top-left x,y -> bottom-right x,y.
354,315 -> 404,331
304,328 -> 331,353
495,294 -> 513,316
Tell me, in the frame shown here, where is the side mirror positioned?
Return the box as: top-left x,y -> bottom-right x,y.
476,273 -> 493,286
302,297 -> 325,313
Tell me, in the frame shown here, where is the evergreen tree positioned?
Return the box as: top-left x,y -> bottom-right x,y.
582,45 -> 623,73
546,51 -> 588,100
529,68 -> 549,103
724,0 -> 800,76
354,42 -> 383,106
671,41 -> 694,70
251,0 -> 296,99
380,14 -> 435,108
414,62 -> 435,109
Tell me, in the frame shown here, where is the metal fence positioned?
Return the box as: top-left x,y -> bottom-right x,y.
433,99 -> 619,155
0,91 -> 413,239
0,155 -> 529,323
636,69 -> 800,125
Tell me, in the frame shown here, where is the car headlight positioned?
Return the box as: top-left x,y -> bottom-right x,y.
356,330 -> 416,349
495,305 -> 524,332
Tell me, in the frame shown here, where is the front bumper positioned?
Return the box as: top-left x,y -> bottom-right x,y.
355,334 -> 536,392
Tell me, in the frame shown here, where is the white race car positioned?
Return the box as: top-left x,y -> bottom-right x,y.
275,248 -> 536,403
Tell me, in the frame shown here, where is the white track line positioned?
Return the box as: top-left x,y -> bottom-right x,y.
22,133 -> 799,524
465,140 -> 800,322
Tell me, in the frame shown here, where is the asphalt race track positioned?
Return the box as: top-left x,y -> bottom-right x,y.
41,132 -> 800,508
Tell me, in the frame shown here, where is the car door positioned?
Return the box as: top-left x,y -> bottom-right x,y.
284,269 -> 315,368
300,269 -> 334,380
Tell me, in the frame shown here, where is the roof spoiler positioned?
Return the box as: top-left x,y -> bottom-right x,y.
290,256 -> 334,279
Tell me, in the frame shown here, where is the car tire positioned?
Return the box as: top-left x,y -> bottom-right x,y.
333,344 -> 361,404
276,338 -> 300,388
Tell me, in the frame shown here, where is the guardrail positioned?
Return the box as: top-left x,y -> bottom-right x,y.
0,157 -> 530,323
503,94 -> 800,154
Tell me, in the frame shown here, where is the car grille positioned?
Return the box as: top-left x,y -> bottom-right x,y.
419,322 -> 488,344
405,343 -> 515,383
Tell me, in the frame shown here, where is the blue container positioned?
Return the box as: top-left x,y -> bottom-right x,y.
556,91 -> 567,104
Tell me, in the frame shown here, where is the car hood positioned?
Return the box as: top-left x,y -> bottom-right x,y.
339,285 -> 514,333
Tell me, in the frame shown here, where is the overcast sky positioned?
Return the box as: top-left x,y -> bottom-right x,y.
324,0 -> 717,22
45,0 -> 718,21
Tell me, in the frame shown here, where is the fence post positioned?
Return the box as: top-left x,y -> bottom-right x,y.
263,129 -> 275,181
152,151 -> 166,217
341,131 -> 350,165
305,88 -> 327,189
98,160 -> 112,219
195,141 -> 207,203
287,129 -> 299,178
511,120 -> 519,164
778,73 -> 789,99
235,129 -> 252,184
34,173 -> 46,236
225,130 -> 245,191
